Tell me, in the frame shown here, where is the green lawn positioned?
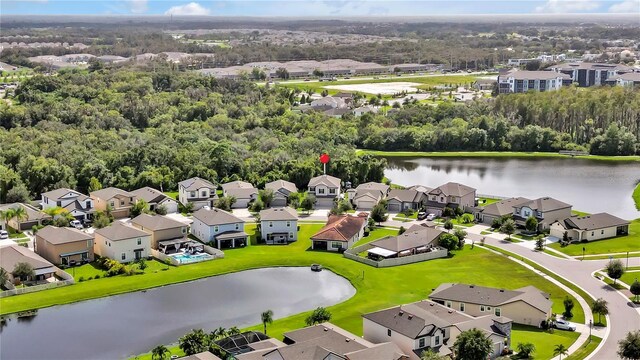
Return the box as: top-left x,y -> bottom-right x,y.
571,210 -> 591,217
549,219 -> 640,256
565,336 -> 602,360
620,272 -> 639,287
478,197 -> 500,206
355,150 -> 640,162
163,191 -> 178,200
634,182 -> 640,211
352,227 -> 399,247
70,259 -> 168,282
511,324 -> 580,360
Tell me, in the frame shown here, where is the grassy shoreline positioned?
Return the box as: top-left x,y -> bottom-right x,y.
633,182 -> 640,211
357,150 -> 640,162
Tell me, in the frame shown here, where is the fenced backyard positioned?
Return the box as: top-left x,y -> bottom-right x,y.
0,269 -> 74,298
344,243 -> 448,268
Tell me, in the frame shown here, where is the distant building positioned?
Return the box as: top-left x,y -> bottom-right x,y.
548,62 -> 635,87
606,72 -> 640,87
498,70 -> 569,93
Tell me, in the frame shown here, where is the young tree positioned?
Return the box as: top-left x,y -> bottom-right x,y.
93,211 -> 112,229
606,259 -> 625,285
6,183 -> 31,203
151,345 -> 170,360
516,342 -> 536,359
12,262 -> 35,281
453,228 -> 467,249
563,297 -> 574,319
131,199 -> 150,217
227,326 -> 241,336
261,309 -> 274,335
500,218 -> 516,239
438,233 -> 459,252
618,330 -> 640,360
301,195 -> 315,214
88,177 -> 102,193
258,189 -> 274,208
630,279 -> 640,303
398,226 -> 406,235
305,307 -> 332,326
179,329 -> 209,356
562,231 -> 570,245
420,349 -> 447,360
215,196 -> 237,212
155,204 -> 168,215
250,198 -> 264,212
535,237 -> 545,251
491,217 -> 503,229
370,202 -> 388,225
453,328 -> 493,360
0,268 -> 9,289
592,298 -> 609,325
553,344 -> 568,360
525,216 -> 538,233
443,219 -> 454,232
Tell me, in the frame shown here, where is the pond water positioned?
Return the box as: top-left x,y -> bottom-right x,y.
384,157 -> 640,220
0,267 -> 355,360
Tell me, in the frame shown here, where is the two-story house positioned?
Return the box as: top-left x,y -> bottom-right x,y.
130,213 -> 189,251
308,175 -> 341,208
90,187 -> 135,219
429,283 -> 553,327
347,182 -> 390,211
265,180 -> 298,207
221,181 -> 258,208
512,197 -> 572,231
259,207 -> 299,244
191,208 -> 247,249
425,182 -> 476,216
130,187 -> 179,214
178,177 -> 218,211
41,188 -> 94,222
35,225 -> 94,266
93,222 -> 151,263
0,203 -> 51,231
475,197 -> 532,224
363,299 -> 511,359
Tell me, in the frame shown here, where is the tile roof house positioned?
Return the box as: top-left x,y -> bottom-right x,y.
259,207 -> 299,244
363,299 -> 511,359
191,208 -> 247,249
130,214 -> 189,250
367,224 -> 445,260
425,182 -> 476,216
386,189 -> 425,213
222,181 -> 259,208
347,182 -> 390,211
35,225 -> 94,266
41,188 -> 94,222
0,203 -> 52,231
90,187 -> 135,219
475,197 -> 532,224
0,244 -> 57,284
93,222 -> 151,263
512,197 -> 572,230
130,187 -> 179,214
550,212 -> 630,242
310,214 -> 367,252
265,180 -> 298,207
429,283 -> 552,327
178,177 -> 218,211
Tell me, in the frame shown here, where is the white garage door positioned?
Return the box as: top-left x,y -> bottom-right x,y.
357,200 -> 376,210
387,203 -> 400,212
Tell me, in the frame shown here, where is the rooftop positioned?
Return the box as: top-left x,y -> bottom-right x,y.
131,213 -> 186,231
90,187 -> 133,200
560,212 -> 629,231
310,214 -> 366,242
429,283 -> 552,313
308,174 -> 341,188
178,177 -> 216,191
192,208 -> 244,226
95,222 -> 149,241
259,207 -> 298,221
36,226 -> 92,245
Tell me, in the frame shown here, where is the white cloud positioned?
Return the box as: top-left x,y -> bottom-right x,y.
608,0 -> 640,12
126,0 -> 148,13
164,2 -> 211,15
535,0 -> 600,13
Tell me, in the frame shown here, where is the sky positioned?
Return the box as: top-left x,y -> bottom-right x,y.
1,0 -> 639,16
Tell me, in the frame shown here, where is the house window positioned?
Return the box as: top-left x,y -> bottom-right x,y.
286,221 -> 290,227
445,301 -> 452,308
86,201 -> 91,208
110,201 -> 115,208
387,329 -> 391,337
435,335 -> 440,346
269,222 -> 273,227
591,231 -> 594,236
480,305 -> 485,312
487,306 -> 492,312
329,188 -> 336,194
201,191 -> 207,197
56,200 -> 62,206
460,303 -> 465,312
137,238 -> 141,245
182,227 -> 187,234
601,230 -> 604,235
495,308 -> 501,316
214,226 -> 219,232
120,200 -> 125,206
190,191 -> 196,197
331,241 -> 342,249
121,253 -> 126,260
289,233 -> 294,238
235,223 -> 239,230
319,188 -> 325,194
419,338 -> 425,348
440,196 -> 444,202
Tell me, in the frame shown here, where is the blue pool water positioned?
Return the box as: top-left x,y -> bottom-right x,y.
170,252 -> 213,264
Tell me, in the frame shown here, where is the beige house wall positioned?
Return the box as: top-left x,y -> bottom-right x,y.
35,237 -> 94,265
433,299 -> 548,326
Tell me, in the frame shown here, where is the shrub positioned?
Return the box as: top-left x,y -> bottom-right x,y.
94,274 -> 101,279
78,276 -> 85,282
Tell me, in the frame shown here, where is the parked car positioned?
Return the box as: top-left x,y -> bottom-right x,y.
426,213 -> 436,221
417,212 -> 427,220
554,319 -> 576,331
311,264 -> 323,272
0,230 -> 8,240
69,220 -> 83,230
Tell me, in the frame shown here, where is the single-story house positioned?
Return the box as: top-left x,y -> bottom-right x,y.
130,187 -> 179,214
353,105 -> 379,116
512,197 -> 572,231
386,189 -> 425,213
347,182 -> 390,210
265,180 -> 298,207
550,213 -> 630,242
259,207 -> 299,244
310,214 -> 367,252
41,188 -> 94,222
367,224 -> 444,260
93,222 -> 151,263
308,175 -> 341,208
0,203 -> 52,231
178,352 -> 222,360
90,187 -> 135,219
130,213 -> 189,251
35,225 -> 94,266
429,283 -> 552,327
178,177 -> 218,211
0,244 -> 57,284
222,181 -> 259,208
191,208 -> 247,249
475,197 -> 531,224
425,182 -> 476,216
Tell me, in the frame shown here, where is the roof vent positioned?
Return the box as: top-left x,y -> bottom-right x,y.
430,303 -> 435,306
399,311 -> 404,316
448,310 -> 454,314
323,328 -> 328,331
499,289 -> 504,292
470,285 -> 475,288
408,315 -> 413,320
345,339 -> 350,342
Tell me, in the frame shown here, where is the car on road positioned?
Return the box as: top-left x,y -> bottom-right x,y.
554,319 -> 576,331
0,230 -> 8,240
311,264 -> 323,272
426,213 -> 436,221
69,220 -> 83,230
417,212 -> 427,220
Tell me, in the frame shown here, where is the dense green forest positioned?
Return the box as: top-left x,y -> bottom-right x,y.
0,66 -> 638,202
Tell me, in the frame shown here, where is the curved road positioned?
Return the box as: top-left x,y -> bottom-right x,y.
481,235 -> 640,359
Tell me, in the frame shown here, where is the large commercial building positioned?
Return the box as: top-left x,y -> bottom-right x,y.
547,62 -> 635,87
498,70 -> 569,93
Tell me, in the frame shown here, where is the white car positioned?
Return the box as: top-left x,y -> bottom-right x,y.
69,220 -> 83,230
426,213 -> 437,221
554,319 -> 576,331
0,230 -> 8,240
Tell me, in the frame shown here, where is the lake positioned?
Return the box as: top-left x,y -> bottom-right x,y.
384,156 -> 640,220
0,267 -> 355,360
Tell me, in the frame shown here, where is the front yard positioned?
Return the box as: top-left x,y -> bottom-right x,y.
511,324 -> 581,360
548,219 -> 640,256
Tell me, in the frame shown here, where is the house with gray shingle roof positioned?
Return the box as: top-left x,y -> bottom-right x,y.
0,245 -> 57,284
93,222 -> 151,263
41,188 -> 94,222
550,212 -> 629,242
131,187 -> 179,214
221,181 -> 258,208
347,182 -> 390,211
35,225 -> 94,265
265,180 -> 298,207
512,197 -> 572,231
90,187 -> 135,219
0,203 -> 52,231
191,208 -> 246,249
259,207 -> 298,244
386,189 -> 425,213
425,182 -> 476,216
476,197 -> 532,225
130,214 -> 189,250
308,175 -> 341,207
367,224 -> 445,260
178,177 -> 218,211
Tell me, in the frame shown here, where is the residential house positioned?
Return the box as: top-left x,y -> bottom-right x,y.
90,187 -> 135,219
40,188 -> 94,222
353,105 -> 379,116
130,213 -> 189,251
93,222 -> 151,263
497,70 -> 569,93
178,177 -> 218,211
222,181 -> 259,208
0,203 -> 51,231
550,213 -> 630,242
310,214 -> 367,251
475,197 -> 532,224
35,225 -> 94,266
178,352 -> 222,360
429,283 -> 553,327
548,62 -> 635,87
512,197 -> 572,231
217,332 -> 285,360
347,182 -> 390,210
0,244 -> 57,283
367,224 -> 444,260
606,72 -> 640,87
310,96 -> 348,109
264,180 -> 298,207
308,175 -> 341,207
425,182 -> 476,216
259,207 -> 299,244
130,187 -> 179,214
363,299 -> 511,359
191,208 -> 247,249
386,189 -> 425,213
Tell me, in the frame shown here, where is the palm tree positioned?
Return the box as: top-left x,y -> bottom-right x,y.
212,327 -> 227,340
227,326 -> 241,336
151,345 -> 170,360
0,268 -> 9,289
553,344 -> 568,360
261,309 -> 274,335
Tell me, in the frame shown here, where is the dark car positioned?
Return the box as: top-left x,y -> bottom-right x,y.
311,264 -> 323,272
417,212 -> 427,220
